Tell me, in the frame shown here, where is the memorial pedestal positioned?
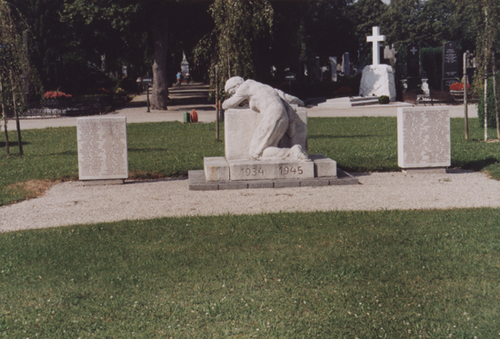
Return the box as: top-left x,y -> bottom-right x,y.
189,154 -> 351,191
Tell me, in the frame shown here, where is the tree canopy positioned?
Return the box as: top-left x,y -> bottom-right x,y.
1,0 -> 491,106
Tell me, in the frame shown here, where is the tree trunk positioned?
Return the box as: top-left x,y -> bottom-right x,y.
151,21 -> 169,110
10,70 -> 23,156
484,76 -> 489,141
494,52 -> 500,139
0,73 -> 9,156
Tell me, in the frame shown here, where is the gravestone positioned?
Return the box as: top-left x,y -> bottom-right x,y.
397,107 -> 450,172
442,41 -> 458,92
329,57 -> 338,82
359,26 -> 396,101
342,52 -> 350,76
77,117 -> 128,183
383,45 -> 396,65
407,44 -> 420,78
180,52 -> 189,77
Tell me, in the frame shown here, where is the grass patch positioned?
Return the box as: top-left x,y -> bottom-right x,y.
1,209 -> 499,337
1,117 -> 499,206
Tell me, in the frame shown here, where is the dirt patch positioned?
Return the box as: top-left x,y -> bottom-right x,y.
6,179 -> 63,201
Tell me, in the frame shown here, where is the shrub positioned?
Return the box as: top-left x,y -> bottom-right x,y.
477,76 -> 498,128
378,95 -> 390,104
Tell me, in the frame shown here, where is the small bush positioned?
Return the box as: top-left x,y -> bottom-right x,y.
477,76 -> 498,128
378,95 -> 390,104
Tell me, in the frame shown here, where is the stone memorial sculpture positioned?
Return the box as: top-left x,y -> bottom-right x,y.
222,76 -> 309,161
359,27 -> 396,101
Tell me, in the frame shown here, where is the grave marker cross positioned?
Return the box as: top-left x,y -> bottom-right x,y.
410,47 -> 418,55
366,26 -> 386,65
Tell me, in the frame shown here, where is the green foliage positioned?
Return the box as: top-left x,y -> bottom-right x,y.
1,209 -> 500,337
477,76 -> 499,128
194,0 -> 274,99
378,95 -> 390,104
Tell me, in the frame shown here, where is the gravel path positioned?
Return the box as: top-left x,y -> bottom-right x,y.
2,170 -> 500,233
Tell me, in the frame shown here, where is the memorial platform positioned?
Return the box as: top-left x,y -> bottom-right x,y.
188,168 -> 358,191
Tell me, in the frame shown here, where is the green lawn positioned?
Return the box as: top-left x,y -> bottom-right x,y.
1,209 -> 499,338
1,117 -> 499,206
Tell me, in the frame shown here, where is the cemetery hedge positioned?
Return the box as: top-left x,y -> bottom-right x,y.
1,117 -> 500,206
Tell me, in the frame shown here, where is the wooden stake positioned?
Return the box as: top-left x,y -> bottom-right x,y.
215,65 -> 219,140
463,51 -> 469,140
0,73 -> 9,155
10,70 -> 23,155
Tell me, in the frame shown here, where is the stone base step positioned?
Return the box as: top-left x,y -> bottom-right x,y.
204,154 -> 336,182
188,169 -> 359,191
317,96 -> 379,109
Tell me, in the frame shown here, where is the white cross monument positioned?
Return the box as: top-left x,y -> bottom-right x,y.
366,26 -> 386,65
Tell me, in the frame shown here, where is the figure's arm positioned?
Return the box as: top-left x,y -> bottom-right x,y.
222,93 -> 248,110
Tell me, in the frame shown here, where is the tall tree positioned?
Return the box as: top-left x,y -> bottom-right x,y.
194,0 -> 274,98
0,0 -> 39,155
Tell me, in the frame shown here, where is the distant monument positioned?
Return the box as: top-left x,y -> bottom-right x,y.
188,77 -> 359,190
442,41 -> 458,92
180,52 -> 189,78
359,26 -> 396,101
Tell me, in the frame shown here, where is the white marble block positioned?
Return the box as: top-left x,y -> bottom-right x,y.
77,117 -> 128,180
204,157 -> 230,182
397,108 -> 450,169
359,64 -> 396,101
309,154 -> 337,177
225,107 -> 307,161
229,159 -> 314,181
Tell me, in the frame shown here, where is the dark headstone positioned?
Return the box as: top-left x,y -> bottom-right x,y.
441,41 -> 458,92
407,44 -> 420,77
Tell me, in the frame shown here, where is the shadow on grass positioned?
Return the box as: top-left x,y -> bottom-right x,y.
308,134 -> 376,139
128,148 -> 171,153
0,141 -> 30,148
461,157 -> 499,171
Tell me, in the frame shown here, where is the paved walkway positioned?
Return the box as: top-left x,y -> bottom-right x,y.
4,83 -> 477,131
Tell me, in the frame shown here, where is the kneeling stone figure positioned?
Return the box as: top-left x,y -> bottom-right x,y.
222,76 -> 309,161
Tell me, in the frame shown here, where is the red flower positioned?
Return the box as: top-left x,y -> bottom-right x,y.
449,82 -> 470,91
43,91 -> 72,99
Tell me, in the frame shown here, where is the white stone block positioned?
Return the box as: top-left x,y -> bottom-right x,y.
204,157 -> 230,182
77,117 -> 128,180
228,159 -> 314,181
397,108 -> 450,169
310,154 -> 337,177
359,64 -> 396,101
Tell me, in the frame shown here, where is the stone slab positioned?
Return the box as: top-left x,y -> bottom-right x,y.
188,169 -> 359,191
229,159 -> 314,181
402,167 -> 447,175
310,154 -> 337,177
77,117 -> 128,180
397,107 -> 450,169
204,157 -> 230,182
225,107 -> 307,161
188,170 -> 219,191
81,179 -> 125,186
